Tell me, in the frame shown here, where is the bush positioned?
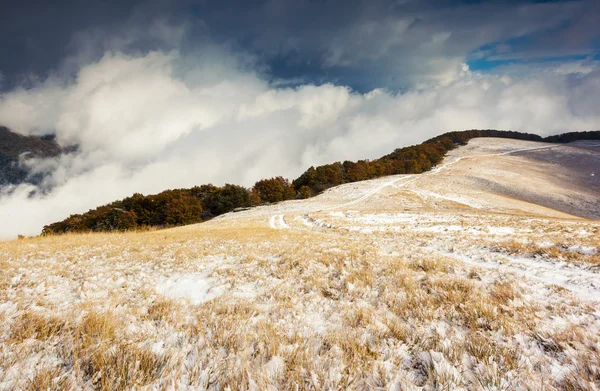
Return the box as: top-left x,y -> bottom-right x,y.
252,177 -> 296,203
298,186 -> 312,199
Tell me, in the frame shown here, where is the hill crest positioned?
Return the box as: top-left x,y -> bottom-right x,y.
39,129 -> 600,235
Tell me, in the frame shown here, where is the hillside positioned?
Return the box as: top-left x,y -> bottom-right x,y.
41,129 -> 600,234
1,138 -> 599,390
0,126 -> 62,186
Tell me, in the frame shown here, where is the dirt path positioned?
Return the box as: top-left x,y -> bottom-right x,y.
263,140 -> 600,301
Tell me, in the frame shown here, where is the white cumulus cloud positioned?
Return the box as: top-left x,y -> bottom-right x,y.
0,49 -> 599,238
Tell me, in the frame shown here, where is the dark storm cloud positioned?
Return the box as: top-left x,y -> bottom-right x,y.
243,0 -> 598,87
1,0 -> 598,90
0,0 -> 137,87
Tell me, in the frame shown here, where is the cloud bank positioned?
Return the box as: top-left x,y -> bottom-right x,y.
2,0 -> 598,92
0,48 -> 599,238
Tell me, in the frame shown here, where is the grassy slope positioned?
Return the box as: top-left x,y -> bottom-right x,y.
40,129 -> 600,235
1,211 -> 599,389
1,138 -> 600,390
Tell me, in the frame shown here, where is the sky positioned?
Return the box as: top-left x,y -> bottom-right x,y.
0,0 -> 599,237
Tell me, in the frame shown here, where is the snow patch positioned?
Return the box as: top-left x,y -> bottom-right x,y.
231,282 -> 259,299
269,214 -> 290,229
432,248 -> 600,301
413,189 -> 482,209
415,225 -> 464,233
487,226 -> 515,235
278,215 -> 290,229
266,356 -> 285,379
156,274 -> 225,305
567,245 -> 597,255
537,241 -> 554,248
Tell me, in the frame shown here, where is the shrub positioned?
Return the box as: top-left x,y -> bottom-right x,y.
252,176 -> 296,203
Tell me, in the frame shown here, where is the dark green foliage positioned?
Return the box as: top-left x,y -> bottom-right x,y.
290,128 -> 595,196
42,189 -> 203,234
0,127 -> 63,185
39,128 -> 600,235
291,138 -> 446,193
542,130 -> 600,143
292,162 -> 346,193
422,129 -> 543,146
43,206 -> 139,234
191,184 -> 252,219
42,185 -> 252,234
128,190 -> 203,226
253,177 -> 296,203
298,185 -> 312,199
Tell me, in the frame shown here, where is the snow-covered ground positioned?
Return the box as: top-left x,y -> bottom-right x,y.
1,138 -> 599,390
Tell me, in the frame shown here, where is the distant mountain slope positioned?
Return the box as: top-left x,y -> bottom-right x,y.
42,129 -> 600,235
403,138 -> 600,219
0,126 -> 62,186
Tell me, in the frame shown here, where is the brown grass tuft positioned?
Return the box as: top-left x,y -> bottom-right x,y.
80,343 -> 166,390
25,367 -> 70,391
10,311 -> 69,343
145,297 -> 177,323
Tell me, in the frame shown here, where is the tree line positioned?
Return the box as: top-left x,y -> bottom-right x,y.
42,179 -> 295,234
42,129 -> 600,234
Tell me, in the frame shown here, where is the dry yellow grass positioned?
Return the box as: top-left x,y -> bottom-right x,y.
2,138 -> 600,390
491,239 -> 600,265
1,212 -> 599,390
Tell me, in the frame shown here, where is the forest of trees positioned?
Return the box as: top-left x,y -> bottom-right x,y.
0,126 -> 63,186
542,131 -> 600,143
292,129 -> 546,194
42,185 -> 250,234
41,129 -> 600,234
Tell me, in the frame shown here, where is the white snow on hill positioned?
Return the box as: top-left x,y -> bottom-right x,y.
1,138 -> 599,390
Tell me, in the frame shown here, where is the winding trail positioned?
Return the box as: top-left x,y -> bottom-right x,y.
269,144 -> 557,229
269,214 -> 289,229
322,143 -> 560,212
268,143 -> 560,230
264,142 -> 600,302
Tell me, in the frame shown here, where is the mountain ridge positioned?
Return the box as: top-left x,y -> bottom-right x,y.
2,136 -> 600,390
37,129 -> 600,235
0,126 -> 63,186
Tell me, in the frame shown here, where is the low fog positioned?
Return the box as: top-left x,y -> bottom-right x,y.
0,48 -> 599,238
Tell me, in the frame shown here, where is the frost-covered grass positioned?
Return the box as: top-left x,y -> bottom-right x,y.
1,211 -> 599,390
1,138 -> 599,390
